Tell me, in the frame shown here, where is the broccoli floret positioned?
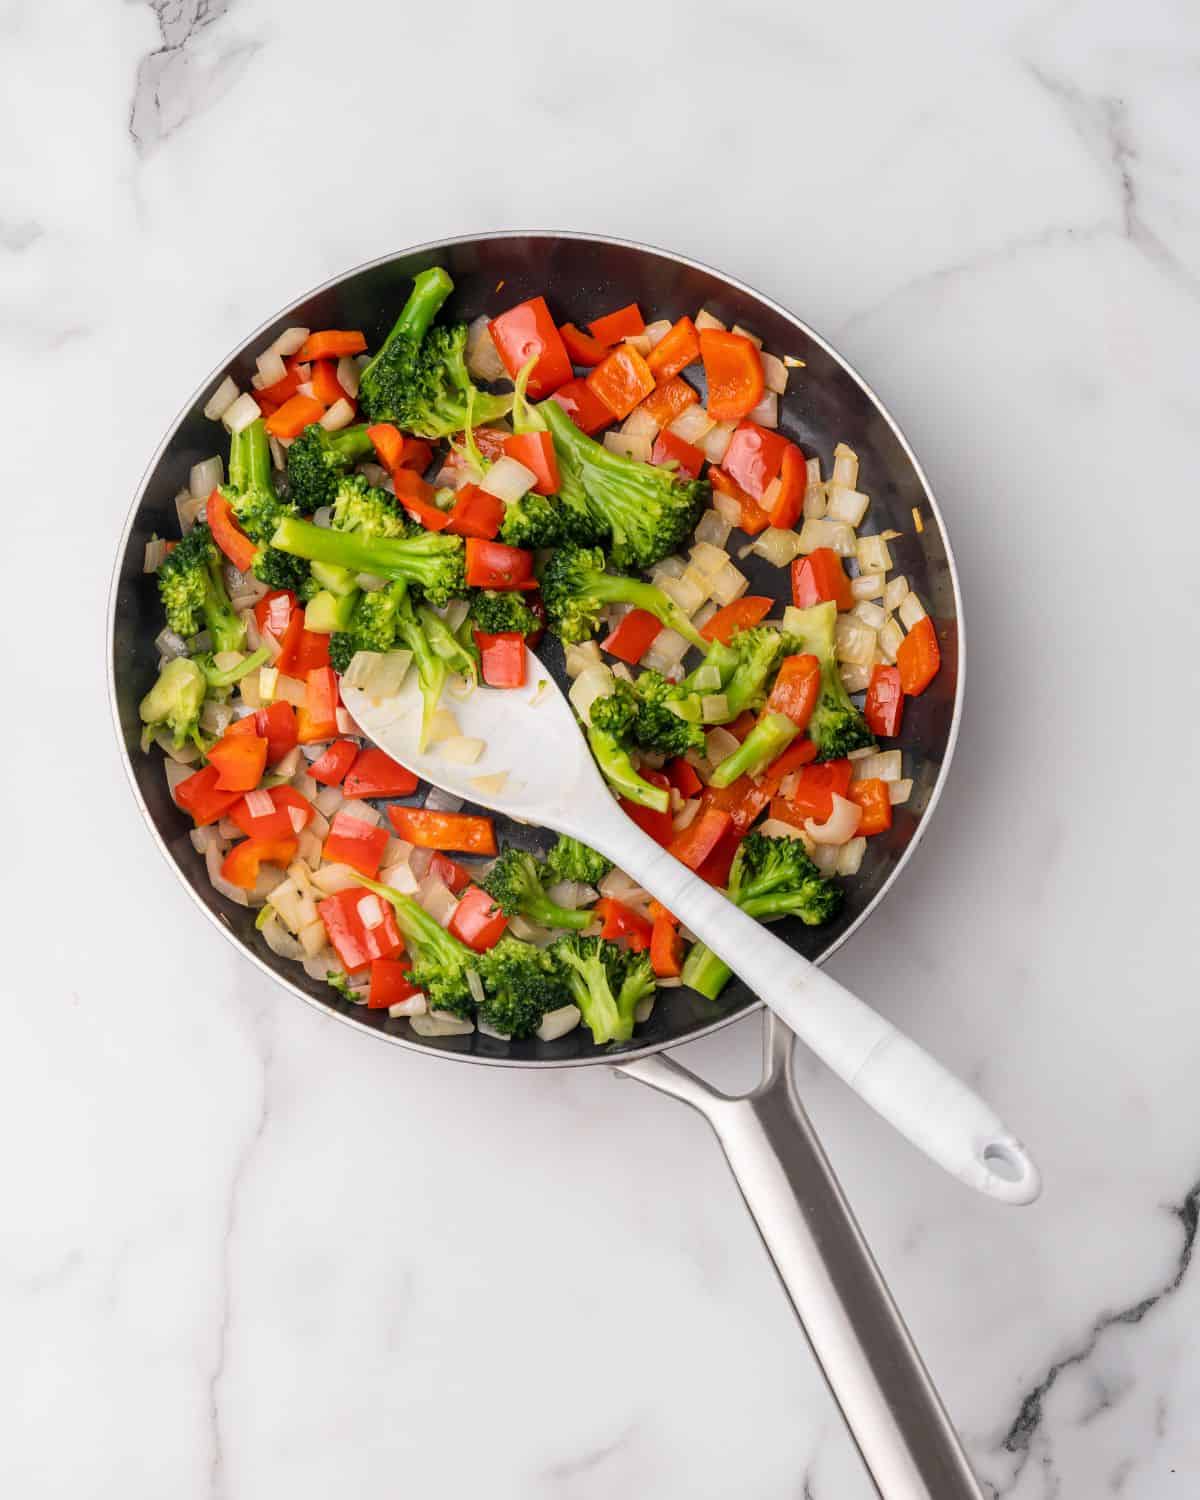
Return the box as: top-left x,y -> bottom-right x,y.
588,675 -> 705,759
253,546 -> 311,593
544,835 -> 612,887
139,656 -> 207,751
286,423 -> 376,515
540,397 -> 707,570
469,589 -> 540,637
476,937 -> 572,1039
326,972 -> 361,1003
722,627 -> 793,719
331,473 -> 411,539
157,523 -> 246,653
328,582 -> 401,673
483,848 -> 593,932
707,711 -> 800,788
358,267 -> 512,437
222,419 -> 313,595
355,874 -> 480,1017
680,833 -> 843,1000
270,513 -> 465,606
418,602 -> 478,688
499,491 -> 561,549
586,723 -> 670,812
615,948 -> 656,1026
785,602 -> 874,761
551,935 -> 647,1045
539,544 -> 706,648
193,645 -> 272,691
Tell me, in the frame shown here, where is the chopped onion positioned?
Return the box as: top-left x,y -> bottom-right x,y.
889,778 -> 913,806
798,518 -> 856,557
701,693 -> 729,722
805,794 -> 863,846
286,804 -> 308,834
852,750 -> 903,783
802,481 -> 827,520
835,615 -> 877,667
189,456 -> 223,498
355,572 -> 388,592
730,323 -> 763,349
466,315 -> 507,381
378,860 -> 418,895
314,785 -> 344,820
389,993 -> 427,1019
857,534 -> 893,573
703,420 -> 737,464
832,443 -> 859,489
339,800 -> 382,828
564,640 -> 602,679
761,351 -> 788,394
206,842 -> 249,905
705,727 -> 739,764
836,837 -> 867,876
694,309 -> 726,332
165,760 -> 198,808
303,950 -> 340,983
411,1012 -> 474,1037
440,736 -> 485,765
257,666 -> 279,703
745,390 -> 778,428
642,628 -> 690,672
256,348 -> 287,386
710,489 -> 741,528
709,560 -> 748,606
336,356 -> 360,397
343,649 -> 411,698
298,919 -> 328,958
657,571 -> 707,615
357,894 -> 384,930
569,663 -> 616,724
222,392 -> 262,434
420,876 -> 458,928
898,593 -> 927,630
852,600 -> 888,632
838,661 -> 872,693
198,700 -> 232,739
481,456 -> 536,503
440,598 -> 470,634
878,618 -> 904,664
536,1004 -> 582,1042
203,376 -> 239,421
269,327 -> 309,358
758,817 -> 811,844
261,912 -> 306,959
811,842 -> 840,876
604,430 -> 652,462
672,798 -> 700,832
694,509 -> 733,548
176,490 -> 207,533
621,406 -> 660,441
687,541 -> 730,578
752,527 -> 804,567
546,880 -> 595,911
654,554 -> 686,579
312,863 -> 361,896
143,538 -> 169,572
268,435 -> 287,471
852,573 -> 884,601
825,485 -> 870,526
275,674 -> 308,707
320,398 -> 355,432
470,772 -> 509,799
155,626 -> 188,661
642,319 -> 672,349
598,868 -> 650,907
668,404 -> 715,444
424,786 -> 464,813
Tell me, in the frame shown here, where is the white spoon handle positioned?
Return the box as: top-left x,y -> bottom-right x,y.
583,803 -> 1039,1204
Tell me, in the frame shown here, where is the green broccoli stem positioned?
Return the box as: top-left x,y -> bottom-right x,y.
586,724 -> 670,812
270,514 -> 460,593
355,873 -> 473,967
393,600 -> 446,751
418,604 -> 478,686
586,571 -> 707,650
359,266 -> 454,389
680,938 -> 733,1001
525,889 -> 592,932
557,947 -> 627,1044
204,554 -> 246,653
229,418 -> 274,495
198,644 -> 271,688
323,424 -> 376,466
708,712 -> 799,789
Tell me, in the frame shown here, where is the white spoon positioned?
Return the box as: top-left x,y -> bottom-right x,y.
342,655 -> 1040,1204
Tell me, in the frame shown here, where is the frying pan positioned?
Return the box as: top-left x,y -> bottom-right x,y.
109,233 -> 996,1499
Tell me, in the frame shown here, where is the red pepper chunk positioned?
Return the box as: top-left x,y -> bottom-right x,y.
445,484 -> 504,539
503,431 -> 560,495
848,777 -> 893,837
558,322 -> 610,367
474,631 -> 526,688
698,330 -> 764,422
447,885 -> 508,951
488,296 -> 572,398
668,806 -> 733,871
710,467 -> 769,536
386,807 -> 497,854
595,897 -> 653,951
587,302 -> 644,344
700,596 -> 773,645
297,330 -> 367,362
773,759 -> 854,824
721,422 -> 790,501
429,852 -> 472,894
646,316 -> 701,380
275,613 -> 330,678
549,377 -> 614,436
205,489 -> 259,574
296,666 -> 339,744
650,428 -> 705,480
664,757 -> 702,798
230,785 -> 313,841
308,739 -> 359,786
620,769 -> 674,847
318,888 -> 404,973
465,538 -> 536,590
220,836 -> 299,891
256,700 -> 299,764
253,589 -> 297,639
367,957 -> 420,1010
323,808 -> 389,877
864,665 -> 904,738
602,608 -> 661,665
174,764 -> 244,826
765,654 -> 821,732
586,345 -> 656,419
392,469 -> 451,532
896,616 -> 941,696
767,443 -> 807,530
207,732 -> 268,792
791,549 -> 854,612
342,748 -> 418,799
650,909 -> 684,977
638,375 -> 698,428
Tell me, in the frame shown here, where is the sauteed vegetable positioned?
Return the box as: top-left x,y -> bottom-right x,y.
141,270 -> 939,1043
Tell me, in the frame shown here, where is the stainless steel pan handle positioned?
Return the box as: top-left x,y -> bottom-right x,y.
617,1011 -> 984,1500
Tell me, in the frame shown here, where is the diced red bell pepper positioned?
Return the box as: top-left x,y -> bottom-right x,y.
650,909 -> 684,977
429,852 -> 471,894
275,613 -> 331,678
342,747 -> 419,799
865,664 -> 904,738
646,316 -> 701,380
323,808 -> 389,878
488,296 -> 572,398
791,549 -> 853,612
620,769 -> 674,846
668,806 -> 733,871
650,428 -> 705,480
698,330 -> 764,422
587,302 -> 644,344
700,596 -> 773,644
296,666 -> 339,745
664,757 -> 702,798
474,631 -> 526,688
710,467 -> 769,535
766,653 -> 821,731
445,483 -> 504,540
318,887 -> 403,973
767,443 -> 807,530
595,897 -> 653,952
207,732 -> 268,792
464,537 -> 536,590
254,589 -> 297,639
549,377 -> 614,435
726,710 -> 759,741
447,884 -> 508,951
638,375 -> 698,428
701,775 -> 770,835
297,330 -> 367,362
367,958 -> 420,1010
311,358 -> 353,407
896,616 -> 941,696
392,469 -> 450,532
848,777 -> 893,837
587,345 -> 656,419
721,422 -> 790,502
253,700 -> 298,764
503,431 -> 560,495
558,322 -> 610,367
368,423 -> 433,477
385,807 -> 497,854
761,737 -> 818,789
205,488 -> 258,574
308,739 -> 359,786
220,836 -> 299,890
695,817 -> 744,888
230,785 -> 313,841
255,357 -> 303,407
773,759 -> 854,824
265,394 -> 326,440
602,608 -> 661,664
174,764 -> 244,826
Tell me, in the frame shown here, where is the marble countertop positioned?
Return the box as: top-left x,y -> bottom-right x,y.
7,2 -> 1199,1495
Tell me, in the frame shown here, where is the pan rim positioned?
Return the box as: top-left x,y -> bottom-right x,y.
107,228 -> 964,1069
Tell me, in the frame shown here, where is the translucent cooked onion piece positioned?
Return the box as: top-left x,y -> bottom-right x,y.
222,392 -> 262,434
203,375 -> 239,421
481,456 -> 537,503
569,664 -> 617,724
805,794 -> 863,846
536,1004 -> 582,1042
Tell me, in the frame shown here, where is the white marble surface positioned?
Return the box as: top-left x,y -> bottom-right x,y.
5,2 -> 1199,1495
